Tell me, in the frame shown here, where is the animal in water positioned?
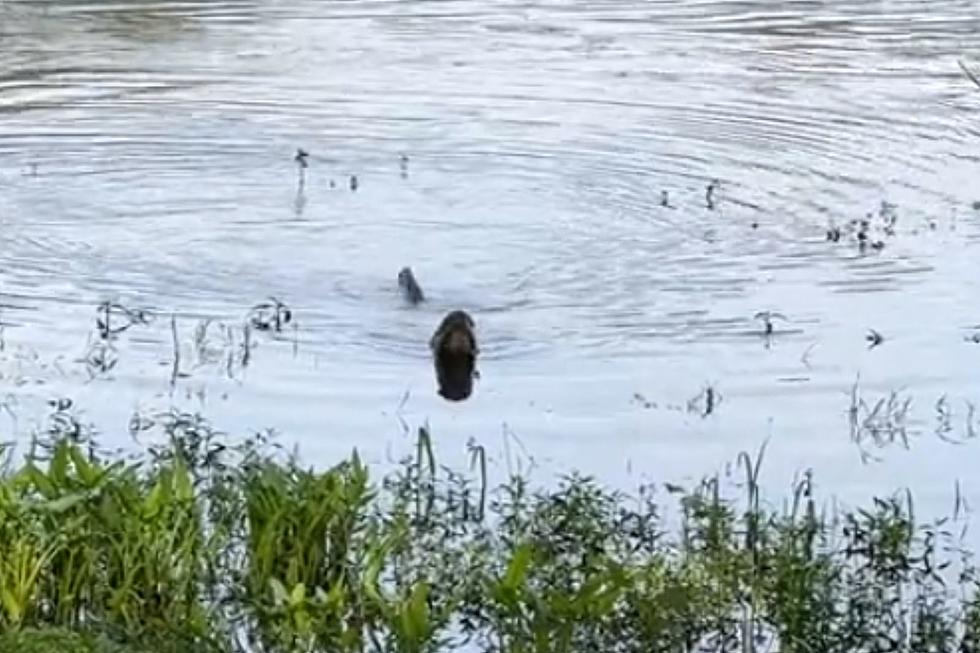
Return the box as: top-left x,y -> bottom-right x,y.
430,310 -> 479,401
397,267 -> 425,305
400,153 -> 409,177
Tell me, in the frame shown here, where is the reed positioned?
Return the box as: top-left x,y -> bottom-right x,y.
1,406 -> 979,652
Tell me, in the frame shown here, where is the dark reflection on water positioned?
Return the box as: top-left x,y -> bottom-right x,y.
1,0 -> 980,522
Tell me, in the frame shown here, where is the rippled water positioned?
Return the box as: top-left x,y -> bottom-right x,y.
2,0 -> 980,519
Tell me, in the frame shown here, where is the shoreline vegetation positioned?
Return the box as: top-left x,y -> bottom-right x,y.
0,408 -> 978,652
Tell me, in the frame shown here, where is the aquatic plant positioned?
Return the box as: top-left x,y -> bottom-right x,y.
248,298 -> 293,334
1,407 -> 980,652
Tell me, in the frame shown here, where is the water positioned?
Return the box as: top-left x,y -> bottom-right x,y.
2,0 -> 980,523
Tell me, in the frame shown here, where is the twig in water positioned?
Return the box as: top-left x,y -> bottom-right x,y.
848,375 -> 862,443
241,322 -> 253,368
170,315 -> 180,390
394,388 -> 411,435
294,148 -> 309,169
954,479 -> 970,522
958,59 -> 980,90
847,375 -> 916,461
80,337 -> 118,380
467,438 -> 488,521
800,342 -> 818,369
632,392 -> 656,409
967,401 -> 978,440
866,329 -> 884,350
398,267 -> 426,305
0,394 -> 18,436
294,149 -> 309,203
248,297 -> 292,333
934,395 -> 958,443
96,301 -> 150,340
755,311 -> 787,348
415,425 -> 437,520
706,179 -> 720,210
686,383 -> 722,418
397,388 -> 411,412
826,224 -> 842,242
293,187 -> 307,219
502,423 -> 535,479
704,385 -> 717,416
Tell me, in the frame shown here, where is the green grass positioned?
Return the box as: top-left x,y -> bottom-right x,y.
0,628 -> 143,653
1,405 -> 979,652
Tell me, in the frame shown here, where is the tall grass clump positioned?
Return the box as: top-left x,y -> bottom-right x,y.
1,404 -> 979,652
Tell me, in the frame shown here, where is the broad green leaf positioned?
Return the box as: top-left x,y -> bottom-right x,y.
502,543 -> 533,592
172,459 -> 193,502
1,587 -> 21,623
269,577 -> 288,606
144,478 -> 166,518
67,446 -> 97,487
98,490 -> 121,529
289,582 -> 306,606
325,579 -> 346,612
313,586 -> 328,604
406,582 -> 430,644
51,441 -> 69,486
37,493 -> 86,514
295,608 -> 312,635
21,464 -> 55,499
89,461 -> 127,491
362,540 -> 388,607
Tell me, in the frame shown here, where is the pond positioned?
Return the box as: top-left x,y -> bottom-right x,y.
2,0 -> 980,525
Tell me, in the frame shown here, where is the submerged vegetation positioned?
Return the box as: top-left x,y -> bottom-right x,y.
0,406 -> 979,652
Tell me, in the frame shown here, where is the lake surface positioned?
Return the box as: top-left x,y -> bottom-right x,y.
2,0 -> 980,521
